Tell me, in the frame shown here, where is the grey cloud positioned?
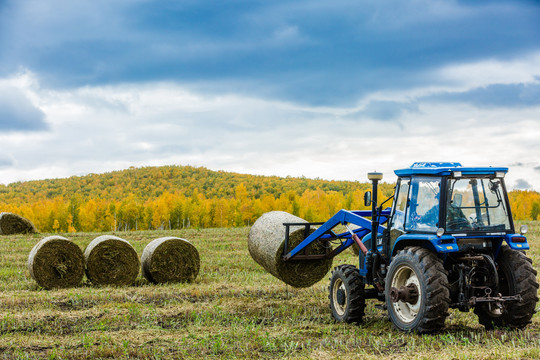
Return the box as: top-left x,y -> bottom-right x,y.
513,178 -> 532,190
0,87 -> 48,131
4,1 -> 539,107
346,100 -> 418,121
0,156 -> 14,168
534,166 -> 540,172
425,83 -> 540,109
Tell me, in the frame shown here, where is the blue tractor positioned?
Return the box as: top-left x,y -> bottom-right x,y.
282,162 -> 538,332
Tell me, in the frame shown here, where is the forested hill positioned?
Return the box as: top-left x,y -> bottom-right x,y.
0,165 -> 537,233
0,165 -> 394,233
0,165 -> 390,202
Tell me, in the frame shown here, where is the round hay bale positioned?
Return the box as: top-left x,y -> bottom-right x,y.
248,211 -> 333,288
27,236 -> 84,289
84,235 -> 140,286
141,237 -> 200,284
0,212 -> 37,234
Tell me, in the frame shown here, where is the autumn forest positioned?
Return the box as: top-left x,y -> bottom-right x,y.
0,165 -> 538,233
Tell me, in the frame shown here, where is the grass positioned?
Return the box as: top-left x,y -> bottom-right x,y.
0,223 -> 538,359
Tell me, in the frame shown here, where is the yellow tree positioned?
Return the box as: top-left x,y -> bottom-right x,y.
67,214 -> 76,233
260,194 -> 277,213
78,199 -> 98,232
52,219 -> 60,232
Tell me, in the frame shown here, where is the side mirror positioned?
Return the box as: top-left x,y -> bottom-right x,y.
364,191 -> 372,207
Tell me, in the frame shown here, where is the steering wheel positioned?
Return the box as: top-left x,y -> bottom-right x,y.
446,217 -> 471,230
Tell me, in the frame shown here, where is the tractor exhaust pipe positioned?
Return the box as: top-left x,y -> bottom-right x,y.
367,172 -> 383,254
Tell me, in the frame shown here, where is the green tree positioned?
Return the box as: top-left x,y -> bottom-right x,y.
532,201 -> 540,221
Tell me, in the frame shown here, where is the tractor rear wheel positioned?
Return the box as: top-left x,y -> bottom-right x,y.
329,264 -> 365,323
475,246 -> 539,329
385,247 -> 450,333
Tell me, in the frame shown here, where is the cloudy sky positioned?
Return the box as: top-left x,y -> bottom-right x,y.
1,0 -> 540,190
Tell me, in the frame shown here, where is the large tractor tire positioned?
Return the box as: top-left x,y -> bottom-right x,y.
475,246 -> 539,329
329,265 -> 365,323
385,247 -> 450,333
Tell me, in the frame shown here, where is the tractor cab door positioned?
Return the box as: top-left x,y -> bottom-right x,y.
388,176 -> 442,255
388,178 -> 410,255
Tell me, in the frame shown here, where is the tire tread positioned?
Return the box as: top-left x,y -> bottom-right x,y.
386,247 -> 450,333
475,246 -> 539,329
329,264 -> 365,323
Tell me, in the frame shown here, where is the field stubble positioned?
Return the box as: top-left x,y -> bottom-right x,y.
0,223 -> 539,359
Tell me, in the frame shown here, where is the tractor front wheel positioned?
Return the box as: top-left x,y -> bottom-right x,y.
385,247 -> 450,333
329,264 -> 365,323
475,246 -> 539,329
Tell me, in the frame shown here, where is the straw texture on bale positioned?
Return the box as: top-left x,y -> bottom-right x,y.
0,212 -> 37,235
141,237 -> 200,284
248,211 -> 333,288
84,235 -> 140,286
27,236 -> 84,289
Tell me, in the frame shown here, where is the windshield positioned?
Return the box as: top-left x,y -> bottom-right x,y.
446,177 -> 511,232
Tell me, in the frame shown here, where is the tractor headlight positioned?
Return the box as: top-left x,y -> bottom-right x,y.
520,225 -> 528,235
436,228 -> 445,237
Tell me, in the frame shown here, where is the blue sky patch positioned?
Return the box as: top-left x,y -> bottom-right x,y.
0,87 -> 48,131
1,1 -> 539,105
0,1 -> 539,189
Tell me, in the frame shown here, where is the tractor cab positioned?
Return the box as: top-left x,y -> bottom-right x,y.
386,162 -> 524,257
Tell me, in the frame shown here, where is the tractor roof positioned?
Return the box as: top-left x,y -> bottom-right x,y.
394,162 -> 508,177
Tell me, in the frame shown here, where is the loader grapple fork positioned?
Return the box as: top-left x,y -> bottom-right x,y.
282,222 -> 331,260
281,210 -> 391,262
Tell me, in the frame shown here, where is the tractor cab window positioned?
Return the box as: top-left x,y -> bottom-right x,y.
446,177 -> 511,232
391,178 -> 410,232
405,177 -> 441,233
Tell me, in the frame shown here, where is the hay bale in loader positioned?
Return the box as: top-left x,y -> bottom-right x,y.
141,237 -> 200,284
0,212 -> 37,234
84,235 -> 140,286
28,236 -> 84,289
248,211 -> 333,288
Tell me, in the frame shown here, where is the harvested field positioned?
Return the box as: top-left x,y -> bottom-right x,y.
0,223 -> 538,359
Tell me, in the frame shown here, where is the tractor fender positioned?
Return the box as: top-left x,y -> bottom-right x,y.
504,233 -> 530,251
391,234 -> 459,257
360,232 -> 380,249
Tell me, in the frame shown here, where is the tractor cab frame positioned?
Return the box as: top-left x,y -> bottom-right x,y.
387,163 -> 528,257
